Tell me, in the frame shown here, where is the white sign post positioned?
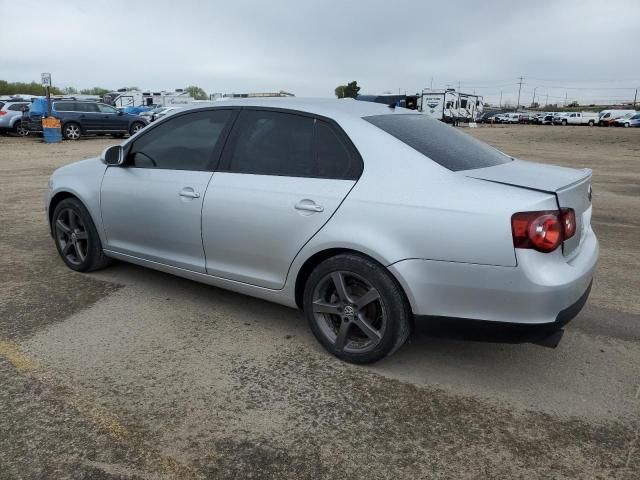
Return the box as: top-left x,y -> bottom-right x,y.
41,73 -> 52,116
41,72 -> 52,88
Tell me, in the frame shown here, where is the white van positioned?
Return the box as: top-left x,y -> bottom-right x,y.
599,109 -> 636,126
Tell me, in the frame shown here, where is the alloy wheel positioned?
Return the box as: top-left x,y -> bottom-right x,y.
65,124 -> 81,140
16,122 -> 29,136
54,208 -> 89,266
311,271 -> 386,354
131,123 -> 143,134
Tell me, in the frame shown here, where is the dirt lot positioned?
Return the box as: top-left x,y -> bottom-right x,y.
0,126 -> 639,479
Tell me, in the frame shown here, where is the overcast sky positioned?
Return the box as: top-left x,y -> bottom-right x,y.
1,0 -> 638,105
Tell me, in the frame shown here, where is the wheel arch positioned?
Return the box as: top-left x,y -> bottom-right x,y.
293,247 -> 410,312
48,191 -> 81,231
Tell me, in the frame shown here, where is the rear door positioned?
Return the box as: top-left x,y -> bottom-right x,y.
201,109 -> 362,289
75,102 -> 102,131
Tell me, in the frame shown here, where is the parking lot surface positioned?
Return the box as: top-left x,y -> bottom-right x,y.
1,126 -> 639,479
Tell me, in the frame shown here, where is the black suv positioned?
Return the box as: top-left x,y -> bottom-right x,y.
27,98 -> 148,140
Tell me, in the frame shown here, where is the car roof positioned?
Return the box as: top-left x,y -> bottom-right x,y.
180,97 -> 418,121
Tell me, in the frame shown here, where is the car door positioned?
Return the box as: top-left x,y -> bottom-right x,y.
96,103 -> 126,132
201,109 -> 362,289
100,109 -> 235,272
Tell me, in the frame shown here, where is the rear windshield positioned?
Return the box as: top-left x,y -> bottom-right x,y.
363,114 -> 512,171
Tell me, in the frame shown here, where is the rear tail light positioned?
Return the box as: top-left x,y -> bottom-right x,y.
511,209 -> 576,253
0,111 -> 6,116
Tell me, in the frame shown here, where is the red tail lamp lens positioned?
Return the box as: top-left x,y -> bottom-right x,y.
561,208 -> 576,239
511,210 -> 567,253
528,214 -> 562,252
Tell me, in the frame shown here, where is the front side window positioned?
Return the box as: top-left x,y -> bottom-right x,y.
128,109 -> 232,171
364,114 -> 512,172
97,103 -> 118,114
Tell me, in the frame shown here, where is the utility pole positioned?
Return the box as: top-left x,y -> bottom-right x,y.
499,90 -> 503,108
564,92 -> 568,107
545,94 -> 549,107
516,76 -> 523,112
634,88 -> 638,108
531,87 -> 537,108
430,77 -> 433,89
458,81 -> 461,92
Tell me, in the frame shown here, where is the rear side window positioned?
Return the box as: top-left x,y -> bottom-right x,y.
363,114 -> 512,171
8,103 -> 27,111
225,110 -> 361,179
76,103 -> 98,112
54,102 -> 73,111
128,110 -> 232,171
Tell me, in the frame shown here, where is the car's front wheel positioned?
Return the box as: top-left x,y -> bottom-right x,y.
62,122 -> 82,140
129,122 -> 144,136
303,254 -> 411,364
52,198 -> 112,272
624,123 -> 630,128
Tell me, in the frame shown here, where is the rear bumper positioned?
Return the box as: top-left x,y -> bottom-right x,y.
389,227 -> 598,325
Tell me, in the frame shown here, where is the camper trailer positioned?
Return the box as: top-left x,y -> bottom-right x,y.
458,93 -> 484,121
418,89 -> 460,123
103,89 -> 194,109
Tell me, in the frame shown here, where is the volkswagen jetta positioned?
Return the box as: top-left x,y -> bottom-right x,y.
46,98 -> 598,363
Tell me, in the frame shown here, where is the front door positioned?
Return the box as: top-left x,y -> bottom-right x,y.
202,109 -> 362,289
100,109 -> 234,272
96,103 -> 128,132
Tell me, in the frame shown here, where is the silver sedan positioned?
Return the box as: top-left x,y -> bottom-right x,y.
46,98 -> 598,363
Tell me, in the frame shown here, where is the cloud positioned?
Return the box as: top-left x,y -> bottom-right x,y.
0,0 -> 638,104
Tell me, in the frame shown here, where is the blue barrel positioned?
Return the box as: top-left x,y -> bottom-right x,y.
43,127 -> 62,143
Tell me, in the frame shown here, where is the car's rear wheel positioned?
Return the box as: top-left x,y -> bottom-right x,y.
62,122 -> 81,140
303,254 -> 411,364
52,198 -> 112,272
562,119 -> 567,125
588,120 -> 594,127
15,121 -> 30,137
129,122 -> 144,136
624,123 -> 630,128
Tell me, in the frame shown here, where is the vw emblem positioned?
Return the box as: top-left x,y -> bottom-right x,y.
343,305 -> 355,321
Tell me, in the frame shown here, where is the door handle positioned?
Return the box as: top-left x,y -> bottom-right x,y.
179,188 -> 200,199
295,201 -> 324,213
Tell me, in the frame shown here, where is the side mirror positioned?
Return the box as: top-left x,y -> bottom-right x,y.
101,145 -> 124,166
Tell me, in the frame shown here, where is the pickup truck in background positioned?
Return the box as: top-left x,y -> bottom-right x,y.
556,112 -> 599,126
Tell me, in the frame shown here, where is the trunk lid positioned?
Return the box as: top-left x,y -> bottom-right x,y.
462,159 -> 593,259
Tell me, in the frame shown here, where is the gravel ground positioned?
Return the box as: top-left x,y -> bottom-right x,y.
0,126 -> 638,479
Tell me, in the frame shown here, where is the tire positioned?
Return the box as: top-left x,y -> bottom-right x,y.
562,120 -> 567,126
624,123 -> 630,128
52,198 -> 112,272
14,121 -> 30,137
62,122 -> 82,140
588,120 -> 594,127
303,253 -> 411,364
129,122 -> 144,136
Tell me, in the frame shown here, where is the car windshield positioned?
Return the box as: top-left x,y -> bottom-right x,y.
364,114 -> 512,172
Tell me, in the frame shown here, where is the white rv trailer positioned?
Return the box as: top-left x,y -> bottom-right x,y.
418,89 -> 459,123
418,89 -> 484,123
104,90 -> 195,108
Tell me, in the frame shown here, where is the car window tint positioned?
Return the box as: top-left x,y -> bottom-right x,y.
54,102 -> 74,112
76,103 -> 98,112
363,114 -> 512,172
129,110 -> 231,171
97,103 -> 117,113
228,111 -> 314,176
314,120 -> 359,179
8,103 -> 27,111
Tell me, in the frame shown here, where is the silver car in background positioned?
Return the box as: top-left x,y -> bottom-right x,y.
46,98 -> 598,363
0,100 -> 30,136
